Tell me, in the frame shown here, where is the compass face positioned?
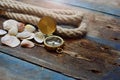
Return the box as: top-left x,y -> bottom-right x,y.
44,36 -> 64,48
38,16 -> 56,35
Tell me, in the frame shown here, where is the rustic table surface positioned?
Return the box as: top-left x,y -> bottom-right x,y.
0,0 -> 120,80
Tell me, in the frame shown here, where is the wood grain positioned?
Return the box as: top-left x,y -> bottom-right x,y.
50,0 -> 120,16
0,0 -> 120,80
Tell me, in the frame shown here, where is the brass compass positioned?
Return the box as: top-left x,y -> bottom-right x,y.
37,16 -> 90,60
38,16 -> 64,51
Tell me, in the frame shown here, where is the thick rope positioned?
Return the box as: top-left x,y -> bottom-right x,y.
0,0 -> 87,38
1,0 -> 79,15
0,1 -> 83,25
0,11 -> 87,38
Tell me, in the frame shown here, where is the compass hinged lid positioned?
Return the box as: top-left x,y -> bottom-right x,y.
38,16 -> 56,35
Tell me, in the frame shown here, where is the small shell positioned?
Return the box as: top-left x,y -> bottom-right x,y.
3,19 -> 18,31
17,22 -> 25,32
1,34 -> 20,47
34,32 -> 45,43
21,39 -> 35,48
24,24 -> 36,32
16,31 -> 32,39
8,27 -> 18,36
0,29 -> 7,36
26,33 -> 35,40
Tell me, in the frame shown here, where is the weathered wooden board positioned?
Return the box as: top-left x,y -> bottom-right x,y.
0,52 -> 75,80
102,66 -> 120,80
0,0 -> 120,80
50,0 -> 120,17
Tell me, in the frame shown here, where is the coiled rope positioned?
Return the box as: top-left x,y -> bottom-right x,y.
0,0 -> 87,38
0,0 -> 81,15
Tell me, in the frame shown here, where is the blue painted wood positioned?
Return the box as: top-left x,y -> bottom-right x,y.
86,35 -> 120,80
102,66 -> 120,80
51,0 -> 120,17
0,52 -> 75,80
86,35 -> 120,51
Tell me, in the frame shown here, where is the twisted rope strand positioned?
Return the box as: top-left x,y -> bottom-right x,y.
0,1 -> 83,25
0,11 -> 87,38
1,0 -> 80,15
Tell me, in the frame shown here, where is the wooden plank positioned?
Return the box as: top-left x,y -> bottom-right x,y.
0,0 -> 120,80
85,16 -> 120,50
102,66 -> 120,80
86,36 -> 120,51
50,0 -> 120,17
0,52 -> 75,80
0,39 -> 105,80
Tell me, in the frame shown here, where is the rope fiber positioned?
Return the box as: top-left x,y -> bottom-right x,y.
0,0 -> 87,38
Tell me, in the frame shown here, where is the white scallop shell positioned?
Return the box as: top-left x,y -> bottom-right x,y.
24,24 -> 36,32
16,31 -> 32,39
0,29 -> 7,36
21,39 -> 35,48
8,27 -> 18,36
34,32 -> 45,43
26,33 -> 35,40
3,19 -> 18,31
1,34 -> 20,47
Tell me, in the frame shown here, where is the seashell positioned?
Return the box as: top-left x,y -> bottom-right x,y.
21,39 -> 35,48
24,24 -> 36,32
0,29 -> 7,36
1,34 -> 20,47
34,32 -> 45,43
16,31 -> 32,39
8,27 -> 18,36
3,19 -> 18,31
26,33 -> 35,40
17,22 -> 25,32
